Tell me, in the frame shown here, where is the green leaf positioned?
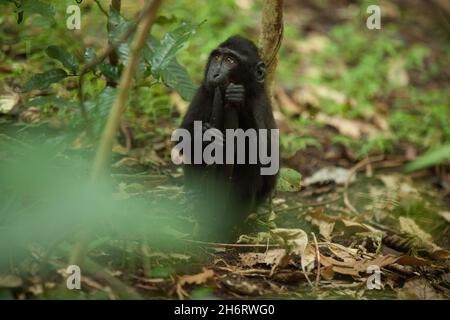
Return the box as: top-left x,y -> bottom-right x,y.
26,96 -> 77,109
405,144 -> 450,172
145,35 -> 196,101
85,87 -> 117,135
92,86 -> 116,117
107,8 -> 131,64
99,62 -> 120,82
154,15 -> 177,26
148,266 -> 175,278
84,48 -> 97,63
22,69 -> 68,92
161,58 -> 197,101
21,0 -> 55,18
0,0 -> 17,5
276,168 -> 302,192
149,22 -> 198,76
46,46 -> 79,74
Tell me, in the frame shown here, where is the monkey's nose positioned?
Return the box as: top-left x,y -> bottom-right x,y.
213,73 -> 220,79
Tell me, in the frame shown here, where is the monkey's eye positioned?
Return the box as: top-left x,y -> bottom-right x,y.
213,54 -> 221,61
225,56 -> 235,64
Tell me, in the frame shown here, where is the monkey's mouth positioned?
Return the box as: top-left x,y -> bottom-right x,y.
209,77 -> 229,89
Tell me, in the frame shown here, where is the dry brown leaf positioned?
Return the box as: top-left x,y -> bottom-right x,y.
304,166 -> 355,186
321,266 -> 335,280
387,58 -> 409,88
305,209 -> 335,240
331,266 -> 360,277
338,219 -> 381,233
397,278 -> 443,300
438,211 -> 450,223
327,244 -> 359,263
296,34 -> 330,54
0,91 -> 20,114
320,255 -> 355,269
271,271 -> 306,284
221,275 -> 263,296
398,217 -> 435,246
321,250 -> 431,277
430,250 -> 450,260
0,274 -> 23,288
379,175 -> 420,202
176,268 -> 216,299
239,249 -> 286,268
275,86 -> 303,116
177,268 -> 215,286
398,216 -> 449,258
270,228 -> 308,256
316,113 -> 379,139
301,244 -> 317,272
354,255 -> 401,272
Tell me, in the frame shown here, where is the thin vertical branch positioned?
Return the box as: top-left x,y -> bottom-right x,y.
94,0 -> 108,16
108,0 -> 122,74
91,0 -> 163,180
258,0 -> 284,98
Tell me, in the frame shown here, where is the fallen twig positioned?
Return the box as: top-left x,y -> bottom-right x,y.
183,239 -> 280,249
311,232 -> 321,289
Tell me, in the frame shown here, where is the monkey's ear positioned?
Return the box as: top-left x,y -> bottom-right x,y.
255,62 -> 266,83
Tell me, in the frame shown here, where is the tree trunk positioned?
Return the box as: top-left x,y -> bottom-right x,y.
258,0 -> 284,98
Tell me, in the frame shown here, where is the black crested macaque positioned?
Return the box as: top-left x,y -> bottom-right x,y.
180,36 -> 278,241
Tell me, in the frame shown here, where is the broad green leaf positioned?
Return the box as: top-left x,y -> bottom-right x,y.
405,144 -> 450,172
22,69 -> 68,92
26,96 -> 77,109
276,168 -> 302,192
107,9 -> 146,76
143,35 -> 159,69
99,63 -> 120,82
149,22 -> 198,75
107,8 -> 131,64
161,58 -> 197,101
92,86 -> 116,117
46,46 -> 79,74
0,0 -> 16,5
145,35 -> 196,101
84,48 -> 97,63
21,0 -> 55,17
154,15 -> 178,26
85,87 -> 117,135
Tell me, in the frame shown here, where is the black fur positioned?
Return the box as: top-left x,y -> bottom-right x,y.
180,36 -> 278,240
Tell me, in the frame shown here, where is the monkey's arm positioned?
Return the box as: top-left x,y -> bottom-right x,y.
180,85 -> 213,131
209,87 -> 224,128
180,85 -> 214,190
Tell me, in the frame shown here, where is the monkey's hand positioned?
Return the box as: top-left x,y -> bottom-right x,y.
225,83 -> 245,106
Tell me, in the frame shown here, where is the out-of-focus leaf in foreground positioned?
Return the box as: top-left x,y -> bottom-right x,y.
0,136 -> 190,270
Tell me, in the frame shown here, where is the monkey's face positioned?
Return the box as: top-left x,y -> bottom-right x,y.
205,48 -> 240,88
205,46 -> 266,90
